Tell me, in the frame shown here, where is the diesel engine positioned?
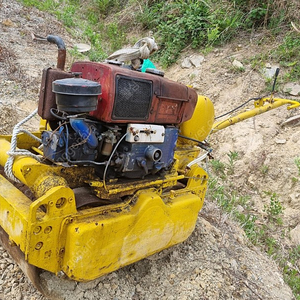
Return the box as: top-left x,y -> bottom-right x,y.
38,60 -> 198,180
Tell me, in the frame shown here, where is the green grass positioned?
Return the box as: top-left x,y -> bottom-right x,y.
295,157 -> 300,176
263,191 -> 284,224
260,165 -> 269,176
18,0 -> 300,76
226,151 -> 239,175
247,33 -> 300,84
281,246 -> 300,299
136,0 -> 243,67
271,34 -> 300,82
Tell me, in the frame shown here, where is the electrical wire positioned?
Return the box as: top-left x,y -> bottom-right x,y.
215,68 -> 281,120
214,96 -> 263,120
178,134 -> 212,152
103,132 -> 128,191
186,151 -> 210,169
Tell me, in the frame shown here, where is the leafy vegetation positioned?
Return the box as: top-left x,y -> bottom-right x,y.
18,0 -> 300,71
137,0 -> 300,67
136,1 -> 243,66
295,157 -> 300,176
282,246 -> 300,299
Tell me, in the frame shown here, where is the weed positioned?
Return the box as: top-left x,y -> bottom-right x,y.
94,0 -> 123,16
235,212 -> 259,242
248,53 -> 268,72
263,192 -> 284,224
210,160 -> 226,177
207,26 -> 220,44
284,269 -> 300,300
68,47 -> 85,64
210,151 -> 239,177
270,34 -> 300,82
292,177 -> 299,186
260,165 -> 269,176
19,0 -> 128,63
295,157 -> 300,176
106,22 -> 125,51
137,1 -> 243,67
21,0 -> 59,11
226,151 -> 239,175
281,246 -> 300,299
265,236 -> 279,256
208,154 -> 296,296
202,46 -> 214,56
59,5 -> 77,27
230,65 -> 245,74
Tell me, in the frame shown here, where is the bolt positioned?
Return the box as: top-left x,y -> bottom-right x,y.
33,226 -> 42,234
44,226 -> 52,234
56,197 -> 66,208
35,242 -> 43,250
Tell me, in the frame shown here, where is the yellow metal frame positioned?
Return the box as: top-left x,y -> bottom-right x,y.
212,97 -> 300,133
0,132 -> 208,281
3,94 -> 297,282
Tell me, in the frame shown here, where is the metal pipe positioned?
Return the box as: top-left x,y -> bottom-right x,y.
46,35 -> 66,70
212,97 -> 300,133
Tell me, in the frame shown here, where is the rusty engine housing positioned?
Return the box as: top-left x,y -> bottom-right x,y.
38,61 -> 198,179
38,61 -> 198,124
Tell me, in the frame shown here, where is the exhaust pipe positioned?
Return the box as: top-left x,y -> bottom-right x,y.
46,35 -> 66,70
32,33 -> 66,70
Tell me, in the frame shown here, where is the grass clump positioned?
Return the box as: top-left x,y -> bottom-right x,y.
270,34 -> 300,82
295,157 -> 300,176
263,191 -> 284,224
137,0 -> 300,67
137,0 -> 243,67
19,0 -> 300,72
281,246 -> 300,299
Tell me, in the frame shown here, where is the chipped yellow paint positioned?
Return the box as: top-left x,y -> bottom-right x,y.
0,130 -> 208,281
62,186 -> 204,281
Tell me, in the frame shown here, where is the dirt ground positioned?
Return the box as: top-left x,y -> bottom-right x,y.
170,36 -> 300,232
1,1 -> 300,299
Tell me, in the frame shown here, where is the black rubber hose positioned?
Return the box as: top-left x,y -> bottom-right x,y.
46,35 -> 66,50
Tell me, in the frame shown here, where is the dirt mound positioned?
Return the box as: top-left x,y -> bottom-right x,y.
166,36 -> 300,228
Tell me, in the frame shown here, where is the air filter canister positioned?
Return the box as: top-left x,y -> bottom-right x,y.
52,77 -> 101,113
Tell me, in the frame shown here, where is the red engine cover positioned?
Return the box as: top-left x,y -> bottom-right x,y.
70,61 -> 197,124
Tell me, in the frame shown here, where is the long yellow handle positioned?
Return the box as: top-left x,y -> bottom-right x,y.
212,97 -> 300,133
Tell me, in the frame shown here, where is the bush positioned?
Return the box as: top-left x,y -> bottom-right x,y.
136,0 -> 300,67
19,0 -> 300,67
137,0 -> 243,66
